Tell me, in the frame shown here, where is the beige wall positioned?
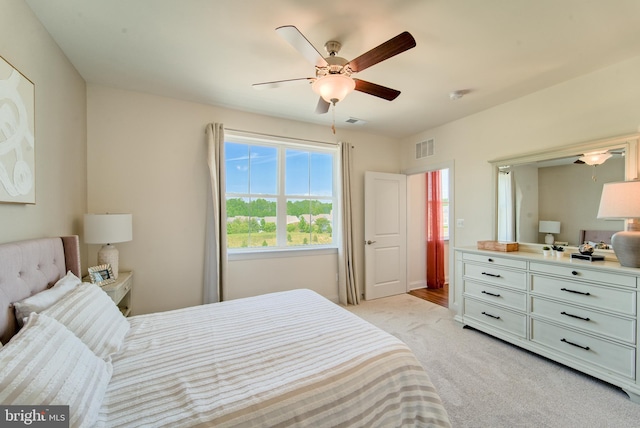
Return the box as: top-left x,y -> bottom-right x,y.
401,54 -> 640,249
87,85 -> 400,314
0,1 -> 87,257
537,158 -> 625,245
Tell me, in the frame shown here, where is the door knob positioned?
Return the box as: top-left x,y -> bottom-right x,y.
366,240 -> 377,245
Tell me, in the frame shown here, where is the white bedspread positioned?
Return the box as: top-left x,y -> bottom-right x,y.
96,289 -> 450,427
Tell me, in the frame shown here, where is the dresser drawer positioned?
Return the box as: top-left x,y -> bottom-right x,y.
531,297 -> 636,344
464,298 -> 527,338
464,280 -> 527,311
530,275 -> 636,316
530,262 -> 636,288
531,319 -> 635,379
463,252 -> 527,269
463,263 -> 527,290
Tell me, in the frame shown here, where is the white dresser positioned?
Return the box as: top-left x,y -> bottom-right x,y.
456,248 -> 640,402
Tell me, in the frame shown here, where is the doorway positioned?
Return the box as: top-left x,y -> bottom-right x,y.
405,163 -> 454,309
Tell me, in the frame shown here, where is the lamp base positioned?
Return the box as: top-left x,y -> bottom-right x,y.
612,231 -> 640,268
544,233 -> 555,245
97,244 -> 119,279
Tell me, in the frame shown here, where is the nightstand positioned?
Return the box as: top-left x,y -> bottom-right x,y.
99,271 -> 133,316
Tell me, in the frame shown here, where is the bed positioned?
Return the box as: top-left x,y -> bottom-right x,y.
0,236 -> 451,428
579,229 -> 617,247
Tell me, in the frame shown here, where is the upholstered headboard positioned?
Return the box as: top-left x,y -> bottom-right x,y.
579,230 -> 618,246
0,236 -> 81,344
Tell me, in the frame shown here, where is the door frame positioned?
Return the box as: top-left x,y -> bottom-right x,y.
403,160 -> 457,314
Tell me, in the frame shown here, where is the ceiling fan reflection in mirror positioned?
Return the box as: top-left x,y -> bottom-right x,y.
252,25 -> 416,115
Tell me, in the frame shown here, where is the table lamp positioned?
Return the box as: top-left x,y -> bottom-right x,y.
539,220 -> 561,245
597,180 -> 640,268
84,213 -> 133,278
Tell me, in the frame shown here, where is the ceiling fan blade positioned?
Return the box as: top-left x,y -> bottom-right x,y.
354,79 -> 401,101
276,25 -> 329,68
315,97 -> 330,114
347,31 -> 416,73
252,77 -> 314,90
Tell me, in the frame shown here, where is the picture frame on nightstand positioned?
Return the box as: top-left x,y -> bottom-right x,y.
88,264 -> 116,286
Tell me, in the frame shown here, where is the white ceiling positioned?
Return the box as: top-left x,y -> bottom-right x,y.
25,0 -> 640,139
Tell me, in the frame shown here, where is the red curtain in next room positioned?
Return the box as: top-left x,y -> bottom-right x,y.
426,171 -> 445,288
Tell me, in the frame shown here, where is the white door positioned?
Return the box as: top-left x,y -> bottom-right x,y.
364,171 -> 407,299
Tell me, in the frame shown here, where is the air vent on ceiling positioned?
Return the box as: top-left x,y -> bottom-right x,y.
416,138 -> 434,159
345,117 -> 367,125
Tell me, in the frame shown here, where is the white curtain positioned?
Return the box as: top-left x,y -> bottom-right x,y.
497,170 -> 515,242
204,123 -> 227,303
338,142 -> 359,305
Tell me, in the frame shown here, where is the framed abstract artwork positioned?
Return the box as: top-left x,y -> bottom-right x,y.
0,55 -> 35,204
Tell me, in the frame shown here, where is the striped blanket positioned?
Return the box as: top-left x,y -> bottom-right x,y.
96,289 -> 450,427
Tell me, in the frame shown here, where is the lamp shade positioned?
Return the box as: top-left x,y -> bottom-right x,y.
539,221 -> 561,234
84,214 -> 133,244
312,74 -> 356,103
578,152 -> 612,166
597,181 -> 640,219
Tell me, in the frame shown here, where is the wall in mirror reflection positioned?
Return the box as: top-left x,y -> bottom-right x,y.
498,156 -> 625,246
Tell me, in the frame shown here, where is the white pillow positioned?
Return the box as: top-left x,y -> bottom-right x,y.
0,313 -> 112,428
13,271 -> 82,326
42,282 -> 130,360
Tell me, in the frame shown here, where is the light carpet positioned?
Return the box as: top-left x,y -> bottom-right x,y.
346,293 -> 640,428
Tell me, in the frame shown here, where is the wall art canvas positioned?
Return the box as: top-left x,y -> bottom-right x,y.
0,55 -> 35,204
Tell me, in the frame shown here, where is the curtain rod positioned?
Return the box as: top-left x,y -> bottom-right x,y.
221,127 -> 340,147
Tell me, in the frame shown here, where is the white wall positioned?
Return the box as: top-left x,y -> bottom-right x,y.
87,85 -> 400,314
401,55 -> 640,249
401,54 -> 640,314
0,1 -> 87,257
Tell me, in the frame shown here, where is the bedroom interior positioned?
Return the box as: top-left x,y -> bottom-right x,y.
2,0 -> 640,426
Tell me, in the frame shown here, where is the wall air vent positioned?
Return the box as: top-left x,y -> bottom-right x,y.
416,138 -> 434,159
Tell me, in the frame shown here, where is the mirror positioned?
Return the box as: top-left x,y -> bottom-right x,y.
490,133 -> 639,248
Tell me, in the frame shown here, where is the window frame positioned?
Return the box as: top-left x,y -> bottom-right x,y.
224,132 -> 340,255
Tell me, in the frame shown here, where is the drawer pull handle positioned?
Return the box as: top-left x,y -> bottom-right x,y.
482,272 -> 502,278
487,258 -> 494,262
561,338 -> 590,351
482,291 -> 501,297
561,311 -> 590,322
482,311 -> 501,320
560,287 -> 590,296
571,270 -> 579,276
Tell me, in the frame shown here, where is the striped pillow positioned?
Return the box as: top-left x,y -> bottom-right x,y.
13,271 -> 82,326
42,282 -> 130,360
0,313 -> 112,428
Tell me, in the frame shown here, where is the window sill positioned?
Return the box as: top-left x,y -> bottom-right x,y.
228,246 -> 338,261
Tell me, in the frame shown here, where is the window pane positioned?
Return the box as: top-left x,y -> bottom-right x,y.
286,199 -> 333,246
226,197 -> 277,248
225,143 -> 249,194
249,146 -> 277,195
310,153 -> 333,196
285,149 -> 309,196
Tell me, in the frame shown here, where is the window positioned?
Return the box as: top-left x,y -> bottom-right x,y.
224,135 -> 338,251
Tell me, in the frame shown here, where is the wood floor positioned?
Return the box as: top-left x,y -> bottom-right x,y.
409,283 -> 449,308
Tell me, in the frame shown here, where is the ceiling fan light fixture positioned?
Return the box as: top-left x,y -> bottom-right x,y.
578,151 -> 612,166
312,74 -> 355,103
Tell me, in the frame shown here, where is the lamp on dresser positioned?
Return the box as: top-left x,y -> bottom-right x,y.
539,220 -> 561,245
84,213 -> 133,278
597,180 -> 640,268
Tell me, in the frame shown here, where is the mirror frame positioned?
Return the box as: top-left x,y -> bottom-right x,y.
489,133 -> 639,246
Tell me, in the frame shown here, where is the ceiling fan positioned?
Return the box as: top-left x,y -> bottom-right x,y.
252,25 -> 416,114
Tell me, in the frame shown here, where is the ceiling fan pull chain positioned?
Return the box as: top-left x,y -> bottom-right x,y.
331,101 -> 336,134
